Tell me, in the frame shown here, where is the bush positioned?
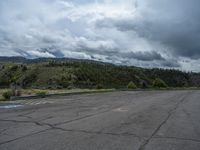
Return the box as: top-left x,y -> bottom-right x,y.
20,69 -> 38,87
153,78 -> 168,88
2,90 -> 13,100
22,65 -> 28,72
127,81 -> 137,89
10,65 -> 18,71
36,91 -> 47,98
96,84 -> 103,89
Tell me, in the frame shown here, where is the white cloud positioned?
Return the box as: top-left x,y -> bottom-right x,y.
28,50 -> 56,58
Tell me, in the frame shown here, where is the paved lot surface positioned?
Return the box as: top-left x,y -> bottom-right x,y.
0,90 -> 200,150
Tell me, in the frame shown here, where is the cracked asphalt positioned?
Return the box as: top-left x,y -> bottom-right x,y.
0,90 -> 200,150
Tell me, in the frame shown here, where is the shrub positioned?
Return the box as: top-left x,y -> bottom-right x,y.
96,84 -> 103,89
22,65 -> 28,72
10,65 -> 18,71
153,78 -> 168,88
2,90 -> 13,100
36,91 -> 47,98
127,81 -> 137,89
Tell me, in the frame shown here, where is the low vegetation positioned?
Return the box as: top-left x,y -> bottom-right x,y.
127,81 -> 137,89
96,84 -> 103,89
152,78 -> 168,88
0,88 -> 114,101
2,90 -> 13,100
36,91 -> 47,98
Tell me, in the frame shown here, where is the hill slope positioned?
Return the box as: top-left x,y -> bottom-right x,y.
0,57 -> 200,89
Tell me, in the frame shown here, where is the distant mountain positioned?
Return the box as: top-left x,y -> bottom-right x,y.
0,56 -> 111,65
0,56 -> 28,63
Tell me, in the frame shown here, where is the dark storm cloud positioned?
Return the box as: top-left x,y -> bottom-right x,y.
77,44 -> 179,67
96,0 -> 200,59
160,60 -> 180,68
119,51 -> 165,61
76,41 -> 165,61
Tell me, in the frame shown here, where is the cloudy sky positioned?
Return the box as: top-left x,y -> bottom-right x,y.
0,0 -> 200,71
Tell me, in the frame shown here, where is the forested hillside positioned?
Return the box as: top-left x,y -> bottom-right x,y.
0,57 -> 200,89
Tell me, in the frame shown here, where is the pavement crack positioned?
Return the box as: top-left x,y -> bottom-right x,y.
41,121 -> 144,139
153,136 -> 200,143
53,104 -> 124,126
18,111 -> 35,117
0,129 -> 7,135
0,119 -> 52,129
0,129 -> 49,146
18,114 -> 32,119
182,108 -> 200,136
49,127 -> 144,139
138,92 -> 190,150
54,112 -> 108,126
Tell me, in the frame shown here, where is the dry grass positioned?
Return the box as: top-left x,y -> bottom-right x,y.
0,88 -> 114,100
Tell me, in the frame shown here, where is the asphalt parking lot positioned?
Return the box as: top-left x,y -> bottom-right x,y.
0,90 -> 200,150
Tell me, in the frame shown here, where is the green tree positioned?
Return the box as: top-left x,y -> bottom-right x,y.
153,78 -> 168,88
